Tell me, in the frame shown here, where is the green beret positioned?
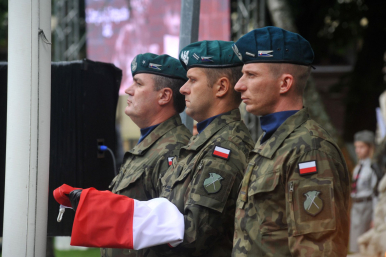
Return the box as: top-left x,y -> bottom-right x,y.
179,40 -> 243,70
354,130 -> 375,144
131,53 -> 187,81
233,26 -> 314,66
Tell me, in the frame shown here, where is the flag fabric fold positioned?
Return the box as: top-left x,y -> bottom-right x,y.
53,185 -> 184,250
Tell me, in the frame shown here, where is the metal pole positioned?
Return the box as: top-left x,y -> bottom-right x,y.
3,0 -> 51,256
179,0 -> 201,132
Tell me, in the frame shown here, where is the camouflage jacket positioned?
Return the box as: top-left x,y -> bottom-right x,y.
232,108 -> 351,257
101,114 -> 191,257
143,109 -> 254,257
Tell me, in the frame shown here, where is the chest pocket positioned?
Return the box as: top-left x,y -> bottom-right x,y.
247,169 -> 281,196
160,162 -> 193,198
114,168 -> 146,193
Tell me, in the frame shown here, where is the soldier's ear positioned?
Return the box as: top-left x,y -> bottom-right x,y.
158,87 -> 173,106
279,73 -> 294,94
215,77 -> 230,98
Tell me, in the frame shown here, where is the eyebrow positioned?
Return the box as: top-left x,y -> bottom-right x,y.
134,77 -> 143,83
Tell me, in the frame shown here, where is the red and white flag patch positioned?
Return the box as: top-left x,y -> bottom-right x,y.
298,161 -> 317,175
212,146 -> 231,160
168,157 -> 174,166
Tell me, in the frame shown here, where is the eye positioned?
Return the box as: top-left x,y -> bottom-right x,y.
247,72 -> 255,78
189,78 -> 196,83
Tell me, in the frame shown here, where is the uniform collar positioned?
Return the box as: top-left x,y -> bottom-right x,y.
130,114 -> 183,155
260,110 -> 298,143
253,108 -> 309,159
183,108 -> 241,151
138,124 -> 160,144
196,113 -> 222,134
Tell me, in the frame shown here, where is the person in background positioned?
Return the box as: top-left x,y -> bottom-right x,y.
350,130 -> 379,253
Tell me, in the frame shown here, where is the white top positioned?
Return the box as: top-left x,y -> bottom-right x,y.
351,158 -> 378,214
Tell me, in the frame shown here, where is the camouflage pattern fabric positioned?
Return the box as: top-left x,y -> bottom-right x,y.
232,108 -> 351,257
100,114 -> 191,257
144,109 -> 254,257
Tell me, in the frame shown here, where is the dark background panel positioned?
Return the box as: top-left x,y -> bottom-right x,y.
0,60 -> 121,236
47,59 -> 121,236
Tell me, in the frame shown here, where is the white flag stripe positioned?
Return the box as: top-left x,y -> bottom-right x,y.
168,157 -> 174,162
214,146 -> 230,155
299,161 -> 316,169
132,198 -> 184,250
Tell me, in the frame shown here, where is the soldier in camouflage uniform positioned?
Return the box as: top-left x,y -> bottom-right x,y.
231,27 -> 350,256
101,53 -> 192,257
140,40 -> 254,257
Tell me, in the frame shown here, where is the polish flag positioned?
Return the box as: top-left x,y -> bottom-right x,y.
168,157 -> 174,166
213,146 -> 230,159
299,161 -> 317,175
53,185 -> 184,249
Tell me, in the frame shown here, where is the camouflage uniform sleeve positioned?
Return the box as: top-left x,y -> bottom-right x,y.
286,148 -> 350,256
181,140 -> 246,255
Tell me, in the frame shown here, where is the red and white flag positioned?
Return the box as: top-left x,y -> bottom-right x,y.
53,185 -> 184,249
212,146 -> 231,160
298,161 -> 317,175
168,157 -> 174,166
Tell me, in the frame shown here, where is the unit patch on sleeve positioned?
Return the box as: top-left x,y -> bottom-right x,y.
298,161 -> 317,176
203,173 -> 223,194
303,190 -> 323,216
168,157 -> 174,166
212,146 -> 231,160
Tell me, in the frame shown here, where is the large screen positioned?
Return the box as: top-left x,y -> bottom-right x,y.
86,0 -> 230,94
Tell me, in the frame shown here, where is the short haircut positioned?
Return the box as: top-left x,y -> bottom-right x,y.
152,75 -> 186,113
267,63 -> 311,95
202,66 -> 243,104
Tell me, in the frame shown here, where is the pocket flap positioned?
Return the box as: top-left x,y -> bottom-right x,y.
248,170 -> 280,196
114,169 -> 145,192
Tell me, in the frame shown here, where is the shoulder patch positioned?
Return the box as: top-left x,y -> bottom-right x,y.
303,190 -> 323,216
298,161 -> 317,176
168,157 -> 174,166
203,173 -> 223,194
212,146 -> 231,160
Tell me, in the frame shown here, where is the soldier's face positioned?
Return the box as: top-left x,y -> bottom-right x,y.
180,68 -> 216,122
354,141 -> 371,160
235,63 -> 281,116
124,73 -> 160,127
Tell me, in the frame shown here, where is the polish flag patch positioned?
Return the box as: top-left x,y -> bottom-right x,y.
212,146 -> 231,160
298,161 -> 317,175
168,157 -> 174,166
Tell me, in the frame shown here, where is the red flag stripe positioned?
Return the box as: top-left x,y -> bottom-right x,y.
300,166 -> 317,174
213,150 -> 229,159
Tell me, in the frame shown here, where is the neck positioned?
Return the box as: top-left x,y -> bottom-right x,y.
194,100 -> 238,122
271,98 -> 303,113
132,108 -> 176,129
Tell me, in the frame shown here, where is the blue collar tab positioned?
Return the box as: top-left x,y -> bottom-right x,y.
137,124 -> 160,144
196,113 -> 222,134
260,110 -> 298,144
